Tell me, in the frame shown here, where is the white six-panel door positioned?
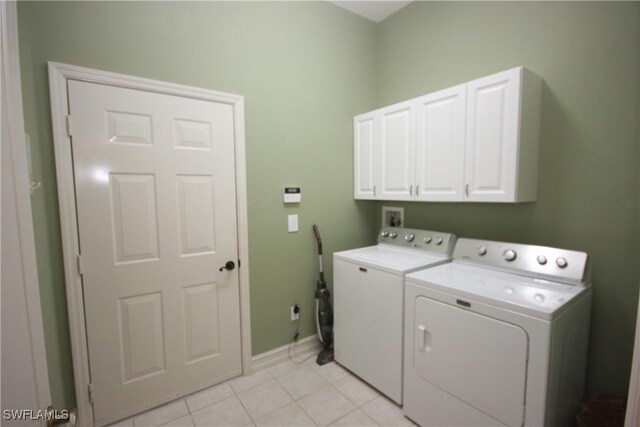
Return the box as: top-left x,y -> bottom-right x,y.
68,80 -> 241,425
415,84 -> 467,201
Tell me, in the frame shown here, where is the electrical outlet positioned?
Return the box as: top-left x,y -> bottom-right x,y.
290,304 -> 300,321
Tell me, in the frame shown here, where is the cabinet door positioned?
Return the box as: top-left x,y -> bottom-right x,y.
379,101 -> 415,200
354,113 -> 378,199
415,85 -> 466,201
465,67 -> 521,202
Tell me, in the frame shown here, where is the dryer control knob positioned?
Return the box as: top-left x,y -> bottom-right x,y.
435,238 -> 443,245
405,233 -> 415,242
478,246 -> 487,256
389,232 -> 398,239
424,236 -> 432,244
503,249 -> 517,261
537,255 -> 547,265
556,257 -> 568,268
380,231 -> 389,238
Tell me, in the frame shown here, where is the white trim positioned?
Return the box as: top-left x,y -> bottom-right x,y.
251,336 -> 321,373
625,288 -> 640,426
1,0 -> 51,411
47,62 -> 252,426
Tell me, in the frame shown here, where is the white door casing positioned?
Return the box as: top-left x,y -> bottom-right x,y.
48,63 -> 251,426
1,2 -> 51,425
625,287 -> 640,427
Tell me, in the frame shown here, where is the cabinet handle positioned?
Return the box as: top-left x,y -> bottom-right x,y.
416,185 -> 420,196
465,183 -> 469,197
373,185 -> 376,197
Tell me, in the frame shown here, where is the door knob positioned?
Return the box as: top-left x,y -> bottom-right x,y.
219,261 -> 236,271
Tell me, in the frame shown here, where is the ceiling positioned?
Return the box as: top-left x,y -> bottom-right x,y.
330,1 -> 414,23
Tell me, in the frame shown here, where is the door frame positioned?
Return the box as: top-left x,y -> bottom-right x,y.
625,287 -> 640,426
2,0 -> 51,414
48,62 -> 252,425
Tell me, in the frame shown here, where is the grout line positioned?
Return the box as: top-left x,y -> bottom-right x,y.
291,400 -> 319,427
229,377 -> 254,422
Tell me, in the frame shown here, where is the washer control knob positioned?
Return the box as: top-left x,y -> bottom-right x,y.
435,238 -> 443,246
556,257 -> 568,268
478,246 -> 487,256
405,233 -> 415,242
380,231 -> 389,238
424,236 -> 432,244
503,249 -> 517,261
537,255 -> 547,265
389,232 -> 398,239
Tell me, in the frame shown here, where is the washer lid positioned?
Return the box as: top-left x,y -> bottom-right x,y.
334,244 -> 450,275
406,262 -> 588,320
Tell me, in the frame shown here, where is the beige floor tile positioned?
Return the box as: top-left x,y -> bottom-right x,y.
160,414 -> 194,427
313,362 -> 351,384
330,409 -> 378,426
191,395 -> 252,427
230,370 -> 274,394
297,386 -> 356,426
185,382 -> 235,412
237,380 -> 293,420
134,400 -> 189,427
276,367 -> 328,400
267,361 -> 299,378
361,396 -> 415,427
333,375 -> 379,407
254,403 -> 315,426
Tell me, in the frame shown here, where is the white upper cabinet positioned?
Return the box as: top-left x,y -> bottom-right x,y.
379,101 -> 415,200
415,84 -> 467,201
465,67 -> 541,202
354,113 -> 377,199
353,66 -> 541,203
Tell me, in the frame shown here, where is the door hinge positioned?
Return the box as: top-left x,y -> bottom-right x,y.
66,115 -> 74,137
77,254 -> 84,276
88,383 -> 94,403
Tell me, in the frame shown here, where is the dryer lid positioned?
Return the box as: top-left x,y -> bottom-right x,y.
334,244 -> 450,275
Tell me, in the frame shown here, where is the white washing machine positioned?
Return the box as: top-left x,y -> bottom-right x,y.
404,238 -> 592,427
334,227 -> 456,404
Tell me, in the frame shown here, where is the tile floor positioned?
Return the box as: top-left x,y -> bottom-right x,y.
108,356 -> 416,427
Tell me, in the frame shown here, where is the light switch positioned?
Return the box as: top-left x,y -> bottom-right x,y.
288,215 -> 299,233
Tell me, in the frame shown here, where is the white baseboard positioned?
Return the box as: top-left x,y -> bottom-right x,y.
251,335 -> 321,372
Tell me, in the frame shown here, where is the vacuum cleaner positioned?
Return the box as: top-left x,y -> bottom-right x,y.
313,224 -> 334,365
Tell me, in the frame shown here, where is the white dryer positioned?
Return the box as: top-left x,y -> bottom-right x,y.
404,238 -> 591,427
334,227 -> 456,404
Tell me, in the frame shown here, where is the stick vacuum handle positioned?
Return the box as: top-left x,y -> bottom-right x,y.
313,224 -> 323,255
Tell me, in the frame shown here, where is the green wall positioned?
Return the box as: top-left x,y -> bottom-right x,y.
17,0 -> 640,411
17,1 -> 377,409
374,2 -> 640,398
